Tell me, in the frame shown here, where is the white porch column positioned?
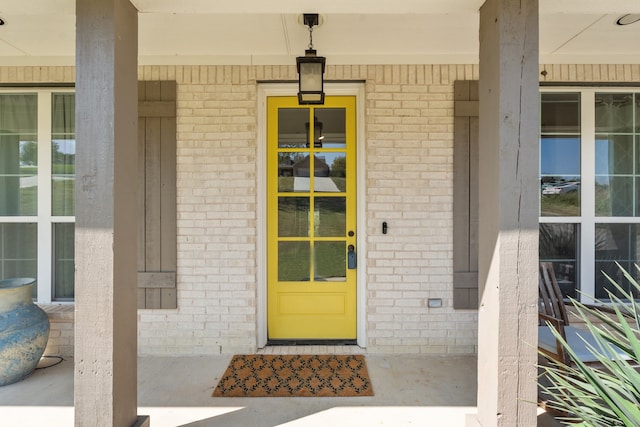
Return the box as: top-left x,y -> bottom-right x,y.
471,0 -> 539,426
75,0 -> 144,426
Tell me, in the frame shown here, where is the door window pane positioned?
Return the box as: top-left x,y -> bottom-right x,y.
278,197 -> 309,237
278,109 -> 308,148
53,223 -> 74,300
539,223 -> 579,299
314,197 -> 346,236
315,152 -> 346,193
0,94 -> 38,216
314,241 -> 346,282
52,94 -> 75,216
278,152 -> 310,192
594,223 -> 640,299
314,108 -> 346,149
278,241 -> 310,282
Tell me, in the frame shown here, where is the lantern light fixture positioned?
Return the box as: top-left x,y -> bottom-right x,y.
296,14 -> 326,105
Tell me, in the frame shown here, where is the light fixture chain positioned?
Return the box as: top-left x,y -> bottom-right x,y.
308,25 -> 314,50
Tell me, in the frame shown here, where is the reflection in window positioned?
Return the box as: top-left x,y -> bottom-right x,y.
314,197 -> 346,236
595,93 -> 635,133
279,152 -> 346,193
314,108 -> 346,149
278,197 -> 309,237
314,241 -> 346,281
0,223 -> 37,297
278,241 -> 310,282
595,93 -> 640,217
539,223 -> 579,299
0,94 -> 38,216
595,223 -> 640,299
52,94 -> 75,216
540,93 -> 581,217
53,223 -> 74,300
540,137 -> 581,217
541,93 -> 580,133
278,109 -> 308,148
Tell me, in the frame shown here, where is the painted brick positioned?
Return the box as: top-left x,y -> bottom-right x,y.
9,63 -> 638,356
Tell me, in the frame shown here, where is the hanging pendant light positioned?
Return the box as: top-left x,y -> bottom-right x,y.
297,14 -> 326,105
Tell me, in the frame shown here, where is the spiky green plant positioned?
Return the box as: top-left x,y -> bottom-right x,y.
539,263 -> 640,426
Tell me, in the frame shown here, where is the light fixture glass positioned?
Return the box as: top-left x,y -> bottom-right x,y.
297,14 -> 326,105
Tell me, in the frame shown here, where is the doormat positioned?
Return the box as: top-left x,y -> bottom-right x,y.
212,354 -> 374,397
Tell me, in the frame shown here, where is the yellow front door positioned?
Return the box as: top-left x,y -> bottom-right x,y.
267,96 -> 357,340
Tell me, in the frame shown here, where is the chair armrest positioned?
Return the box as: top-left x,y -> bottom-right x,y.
539,313 -> 567,364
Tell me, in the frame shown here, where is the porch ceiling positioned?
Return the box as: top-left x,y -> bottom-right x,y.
0,0 -> 640,66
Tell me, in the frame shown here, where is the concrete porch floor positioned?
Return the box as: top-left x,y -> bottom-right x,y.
0,348 -> 560,427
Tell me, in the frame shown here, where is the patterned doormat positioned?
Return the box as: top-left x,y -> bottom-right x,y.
212,354 -> 374,397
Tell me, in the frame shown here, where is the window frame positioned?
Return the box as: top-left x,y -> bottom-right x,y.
0,87 -> 75,303
540,87 -> 640,302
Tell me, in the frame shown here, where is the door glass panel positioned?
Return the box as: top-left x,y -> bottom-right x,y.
314,109 -> 346,148
278,108 -> 308,148
314,197 -> 346,236
278,241 -> 310,282
315,152 -> 346,192
278,197 -> 309,237
314,241 -> 346,282
278,152 -> 310,192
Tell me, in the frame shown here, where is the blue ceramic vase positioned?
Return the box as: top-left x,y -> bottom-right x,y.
0,278 -> 50,386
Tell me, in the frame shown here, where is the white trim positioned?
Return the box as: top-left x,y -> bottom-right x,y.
37,91 -> 53,303
580,90 -> 596,300
256,82 -> 367,348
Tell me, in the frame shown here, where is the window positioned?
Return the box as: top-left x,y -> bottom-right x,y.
540,89 -> 640,300
0,89 -> 75,302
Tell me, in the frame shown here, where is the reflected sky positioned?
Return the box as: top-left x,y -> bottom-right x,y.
540,136 -> 580,176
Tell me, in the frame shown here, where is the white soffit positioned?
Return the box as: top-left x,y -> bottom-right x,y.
1,0 -> 640,65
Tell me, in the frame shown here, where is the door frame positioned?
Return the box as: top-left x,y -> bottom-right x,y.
257,82 -> 366,348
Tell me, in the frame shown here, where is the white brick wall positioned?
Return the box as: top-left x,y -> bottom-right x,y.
7,64 -> 640,356
363,65 -> 479,354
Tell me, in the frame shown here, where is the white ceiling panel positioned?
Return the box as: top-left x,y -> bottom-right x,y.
551,14 -> 640,55
0,14 -> 75,57
1,2 -> 640,65
131,0 -> 485,14
139,14 -> 290,56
